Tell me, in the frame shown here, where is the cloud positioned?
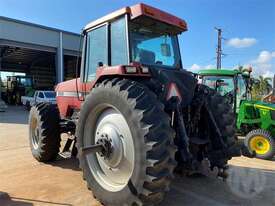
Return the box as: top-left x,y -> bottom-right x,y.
249,50 -> 275,77
253,50 -> 274,64
189,64 -> 201,71
188,64 -> 216,72
227,38 -> 257,48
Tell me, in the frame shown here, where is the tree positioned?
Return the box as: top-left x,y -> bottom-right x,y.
252,75 -> 272,100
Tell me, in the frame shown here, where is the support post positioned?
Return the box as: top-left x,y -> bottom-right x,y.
0,55 -> 7,111
56,32 -> 64,83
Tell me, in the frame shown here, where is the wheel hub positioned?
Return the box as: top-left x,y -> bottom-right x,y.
31,117 -> 39,149
96,126 -> 124,168
86,108 -> 135,192
249,136 -> 270,155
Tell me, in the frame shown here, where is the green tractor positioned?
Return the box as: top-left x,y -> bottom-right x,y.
2,76 -> 34,105
198,69 -> 275,160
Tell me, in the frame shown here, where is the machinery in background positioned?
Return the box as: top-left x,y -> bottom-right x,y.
21,90 -> 56,110
198,69 -> 275,160
1,75 -> 35,105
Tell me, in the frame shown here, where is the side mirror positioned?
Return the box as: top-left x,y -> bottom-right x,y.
161,43 -> 171,57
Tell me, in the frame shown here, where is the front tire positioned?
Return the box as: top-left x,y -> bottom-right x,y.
245,129 -> 275,160
29,103 -> 61,162
76,79 -> 176,206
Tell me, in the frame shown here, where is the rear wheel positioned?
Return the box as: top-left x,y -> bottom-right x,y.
245,129 -> 275,160
76,79 -> 176,206
188,85 -> 237,170
29,103 -> 61,162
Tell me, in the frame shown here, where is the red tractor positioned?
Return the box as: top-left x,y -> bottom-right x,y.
28,4 -> 249,206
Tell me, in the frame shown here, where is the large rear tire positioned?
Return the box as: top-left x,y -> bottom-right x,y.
76,79 -> 176,206
29,103 -> 61,162
191,85 -> 237,169
207,89 -> 237,165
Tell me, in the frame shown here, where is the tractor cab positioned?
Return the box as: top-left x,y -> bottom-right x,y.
198,69 -> 251,113
81,3 -> 185,76
57,3 -> 195,116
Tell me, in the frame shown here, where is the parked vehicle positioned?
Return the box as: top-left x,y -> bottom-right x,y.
198,69 -> 275,160
28,4 -> 250,206
22,90 -> 56,110
1,76 -> 34,105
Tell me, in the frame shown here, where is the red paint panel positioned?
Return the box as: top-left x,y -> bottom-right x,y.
130,3 -> 187,31
55,65 -> 150,118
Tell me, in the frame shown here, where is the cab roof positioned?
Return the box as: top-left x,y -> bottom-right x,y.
84,3 -> 187,32
198,69 -> 242,76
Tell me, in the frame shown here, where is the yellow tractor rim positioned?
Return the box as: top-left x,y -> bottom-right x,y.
249,136 -> 270,155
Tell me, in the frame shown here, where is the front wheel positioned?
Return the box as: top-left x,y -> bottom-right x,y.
76,79 -> 176,206
245,129 -> 275,160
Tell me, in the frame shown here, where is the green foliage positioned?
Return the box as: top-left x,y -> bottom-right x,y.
252,75 -> 272,100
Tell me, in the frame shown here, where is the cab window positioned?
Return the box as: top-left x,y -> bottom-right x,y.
237,75 -> 246,98
85,25 -> 108,81
38,92 -> 44,98
110,17 -> 128,65
202,76 -> 234,96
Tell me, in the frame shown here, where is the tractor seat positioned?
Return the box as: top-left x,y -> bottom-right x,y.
138,49 -> 156,65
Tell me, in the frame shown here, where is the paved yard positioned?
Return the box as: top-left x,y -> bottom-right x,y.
0,106 -> 275,206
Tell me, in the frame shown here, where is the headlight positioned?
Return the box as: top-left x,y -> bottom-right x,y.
141,66 -> 149,73
125,66 -> 137,73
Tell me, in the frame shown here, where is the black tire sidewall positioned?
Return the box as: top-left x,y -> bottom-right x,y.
29,106 -> 43,158
77,86 -> 148,205
28,103 -> 61,162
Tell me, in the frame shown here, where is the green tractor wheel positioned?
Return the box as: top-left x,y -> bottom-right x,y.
245,129 -> 275,160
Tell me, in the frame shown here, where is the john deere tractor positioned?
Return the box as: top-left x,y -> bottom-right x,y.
28,4 -> 249,206
2,75 -> 34,105
198,69 -> 275,160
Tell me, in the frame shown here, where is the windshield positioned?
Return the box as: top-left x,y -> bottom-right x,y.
129,23 -> 181,68
202,76 -> 234,96
44,91 -> 56,98
19,77 -> 32,87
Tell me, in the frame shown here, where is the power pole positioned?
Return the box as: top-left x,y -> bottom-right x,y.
215,27 -> 222,69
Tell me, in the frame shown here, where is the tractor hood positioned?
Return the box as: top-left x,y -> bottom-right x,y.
254,101 -> 275,111
243,100 -> 275,111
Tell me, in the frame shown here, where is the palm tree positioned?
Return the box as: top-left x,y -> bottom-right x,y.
252,75 -> 272,97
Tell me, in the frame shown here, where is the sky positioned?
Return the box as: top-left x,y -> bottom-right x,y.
0,0 -> 274,77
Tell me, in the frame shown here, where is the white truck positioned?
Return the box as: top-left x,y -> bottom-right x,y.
21,90 -> 56,110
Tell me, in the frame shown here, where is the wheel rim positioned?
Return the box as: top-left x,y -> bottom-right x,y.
249,136 -> 270,155
86,107 -> 135,192
31,117 -> 39,149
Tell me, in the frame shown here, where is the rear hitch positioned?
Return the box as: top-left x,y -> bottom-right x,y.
168,97 -> 193,163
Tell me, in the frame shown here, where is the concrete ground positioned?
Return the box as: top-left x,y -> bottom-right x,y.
0,106 -> 275,206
